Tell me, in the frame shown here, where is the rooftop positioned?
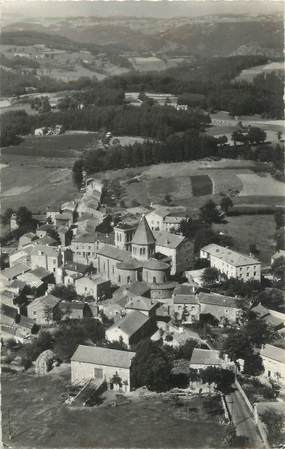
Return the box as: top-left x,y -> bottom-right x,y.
132,215 -> 155,246
109,310 -> 149,337
31,245 -> 59,258
125,296 -> 158,312
30,267 -> 51,280
59,301 -> 86,311
201,244 -> 260,267
29,294 -> 60,309
260,344 -> 285,364
97,244 -> 132,262
173,284 -> 196,296
1,263 -> 30,280
154,230 -> 186,249
117,260 -> 142,270
173,294 -> 199,305
190,348 -> 223,366
199,292 -> 243,309
71,345 -> 136,369
143,258 -> 170,271
251,303 -> 269,317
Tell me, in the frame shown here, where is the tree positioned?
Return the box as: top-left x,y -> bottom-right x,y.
200,200 -> 223,224
274,210 -> 285,229
202,267 -> 221,286
271,256 -> 285,284
72,159 -> 84,190
259,289 -> 284,311
16,206 -> 33,227
175,339 -> 197,360
221,331 -> 252,362
243,353 -> 264,376
131,339 -> 172,392
106,336 -> 128,351
244,319 -> 275,348
50,285 -> 77,302
1,208 -> 14,225
220,196 -> 233,214
249,243 -> 259,256
247,127 -> 267,144
261,410 -> 284,445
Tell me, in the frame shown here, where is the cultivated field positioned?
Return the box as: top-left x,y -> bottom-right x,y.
2,369 -> 226,448
237,174 -> 285,197
213,214 -> 276,264
235,61 -> 284,83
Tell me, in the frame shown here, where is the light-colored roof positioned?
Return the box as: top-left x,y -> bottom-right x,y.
251,304 -> 269,317
154,230 -> 185,249
143,258 -> 170,271
201,244 -> 260,267
125,296 -> 158,312
199,292 -> 243,309
190,348 -> 223,366
1,263 -> 30,280
132,215 -> 155,246
263,314 -> 284,329
31,245 -> 58,258
108,310 -> 149,337
59,301 -> 86,311
173,284 -> 196,296
76,275 -> 109,286
17,272 -> 43,288
97,244 -> 132,262
173,294 -> 199,305
260,344 -> 285,364
71,345 -> 135,369
30,267 -> 51,280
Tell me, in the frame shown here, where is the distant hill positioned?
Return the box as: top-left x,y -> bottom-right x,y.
1,31 -> 82,50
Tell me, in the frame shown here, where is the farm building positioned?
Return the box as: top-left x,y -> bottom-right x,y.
105,310 -> 155,348
200,244 -> 261,282
71,345 -> 136,392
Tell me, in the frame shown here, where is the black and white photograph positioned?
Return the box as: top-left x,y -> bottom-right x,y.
0,0 -> 284,448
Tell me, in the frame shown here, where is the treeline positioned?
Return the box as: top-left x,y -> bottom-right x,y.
0,105 -> 210,147
74,130 -> 218,176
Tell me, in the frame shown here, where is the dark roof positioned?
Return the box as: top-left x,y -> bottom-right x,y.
173,284 -> 196,296
1,304 -> 18,320
59,301 -> 86,311
153,230 -> 186,249
9,279 -> 26,290
261,344 -> 285,364
109,310 -> 149,337
132,215 -> 155,246
18,315 -> 35,330
97,244 -> 132,262
143,258 -> 170,271
1,263 -> 30,280
199,292 -> 243,309
64,262 -> 88,274
190,349 -> 223,366
28,294 -> 60,309
251,304 -> 269,317
71,345 -> 135,369
30,267 -> 51,280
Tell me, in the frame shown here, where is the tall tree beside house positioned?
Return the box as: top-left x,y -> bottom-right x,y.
199,200 -> 223,224
1,208 -> 14,225
72,159 -> 84,191
16,206 -> 33,227
220,196 -> 233,214
259,289 -> 284,311
131,339 -> 172,392
243,353 -> 264,376
50,285 -> 77,302
202,267 -> 221,287
271,256 -> 285,285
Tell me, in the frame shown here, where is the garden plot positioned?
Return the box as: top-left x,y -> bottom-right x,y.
237,174 -> 285,197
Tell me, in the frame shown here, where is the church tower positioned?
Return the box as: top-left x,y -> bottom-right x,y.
132,215 -> 155,261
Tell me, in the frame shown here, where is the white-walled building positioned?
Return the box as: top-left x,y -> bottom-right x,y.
260,344 -> 285,385
71,345 -> 135,392
200,244 -> 261,281
154,230 -> 194,275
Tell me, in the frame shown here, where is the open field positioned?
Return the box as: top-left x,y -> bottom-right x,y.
235,61 -> 284,83
213,214 -> 276,264
237,174 -> 285,197
2,369 -> 226,448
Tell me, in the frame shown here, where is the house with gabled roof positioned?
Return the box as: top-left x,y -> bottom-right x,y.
172,288 -> 200,324
200,244 -> 261,281
71,345 -> 136,391
154,230 -> 194,275
125,296 -> 159,317
189,348 -> 229,370
105,310 -> 155,348
75,275 -> 111,301
260,344 -> 285,385
199,292 -> 244,324
27,294 -> 61,325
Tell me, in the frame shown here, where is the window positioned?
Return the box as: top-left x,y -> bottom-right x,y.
118,275 -> 121,283
153,276 -> 156,283
94,368 -> 103,379
127,276 -> 131,283
254,271 -> 256,276
247,273 -> 249,277
112,266 -> 114,274
33,311 -> 37,315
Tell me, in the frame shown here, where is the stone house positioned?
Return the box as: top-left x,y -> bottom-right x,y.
9,244 -> 35,268
75,275 -> 111,301
0,263 -> 30,285
199,292 -> 244,324
27,294 -> 61,325
189,348 -> 230,371
260,344 -> 285,386
200,244 -> 261,282
114,222 -> 137,252
125,296 -> 159,318
71,232 -> 114,266
105,310 -> 155,348
172,292 -> 200,324
57,301 -> 92,320
30,245 -> 62,273
71,345 -> 136,392
145,207 -> 186,232
154,230 -> 194,275
18,232 -> 38,248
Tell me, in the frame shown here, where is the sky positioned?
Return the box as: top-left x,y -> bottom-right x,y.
2,0 -> 284,20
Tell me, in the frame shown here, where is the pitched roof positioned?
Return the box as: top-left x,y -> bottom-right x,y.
260,344 -> 285,364
199,292 -> 243,309
97,244 -> 132,262
76,275 -> 109,286
201,244 -> 260,267
173,294 -> 199,305
125,296 -> 158,312
59,301 -> 86,311
190,348 -> 223,366
64,262 -> 88,274
30,267 -> 51,280
71,345 -> 136,369
263,314 -> 284,329
132,215 -> 155,246
1,263 -> 30,280
108,310 -> 149,337
1,303 -> 18,319
31,245 -> 58,258
153,230 -> 185,249
143,258 -> 170,271
173,284 -> 196,296
251,303 -> 269,318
